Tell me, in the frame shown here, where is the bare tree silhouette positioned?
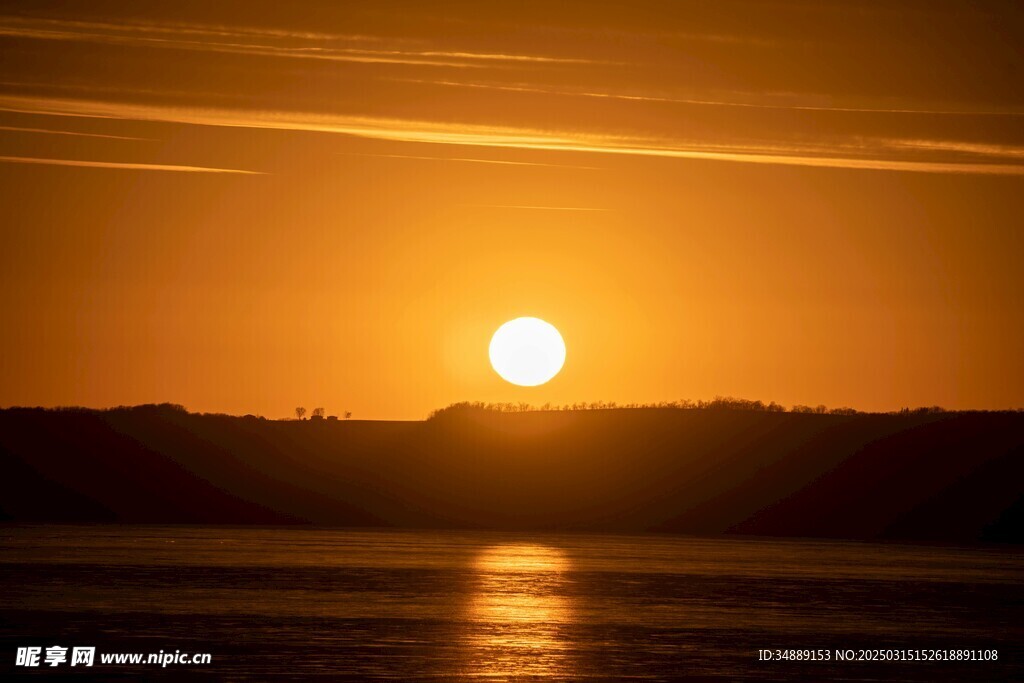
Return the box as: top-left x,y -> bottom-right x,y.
426,397 -> 877,420
295,407 -> 306,420
312,407 -> 325,419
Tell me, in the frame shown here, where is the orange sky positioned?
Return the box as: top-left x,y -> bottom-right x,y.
1,1 -> 1022,418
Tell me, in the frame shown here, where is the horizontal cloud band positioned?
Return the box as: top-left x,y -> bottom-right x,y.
2,94 -> 1023,175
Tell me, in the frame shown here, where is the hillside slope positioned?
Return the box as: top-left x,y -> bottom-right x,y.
1,406 -> 1021,543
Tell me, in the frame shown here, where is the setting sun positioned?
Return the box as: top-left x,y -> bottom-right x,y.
489,318 -> 566,387
1,3 -> 1022,681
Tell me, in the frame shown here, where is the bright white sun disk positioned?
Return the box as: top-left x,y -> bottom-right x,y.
489,317 -> 566,386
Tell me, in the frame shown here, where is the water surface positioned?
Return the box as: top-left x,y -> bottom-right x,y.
1,526 -> 1021,680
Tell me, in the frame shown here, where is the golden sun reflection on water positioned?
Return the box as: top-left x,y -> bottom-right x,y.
462,544 -> 575,679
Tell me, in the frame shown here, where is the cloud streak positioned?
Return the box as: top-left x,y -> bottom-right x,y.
882,139 -> 1024,159
0,124 -> 150,140
339,151 -> 600,170
0,155 -> 261,174
0,16 -> 379,43
2,94 -> 1022,175
0,16 -> 598,69
461,204 -> 609,211
399,78 -> 1024,118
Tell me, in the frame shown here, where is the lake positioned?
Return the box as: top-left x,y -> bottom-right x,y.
1,526 -> 1021,680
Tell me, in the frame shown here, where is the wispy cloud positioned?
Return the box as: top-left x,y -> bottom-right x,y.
0,155 -> 261,174
0,16 -> 598,69
0,16 -> 381,43
0,124 -> 150,140
2,94 -> 1022,175
398,78 -> 1024,117
882,139 -> 1024,159
339,151 -> 600,170
460,204 -> 609,211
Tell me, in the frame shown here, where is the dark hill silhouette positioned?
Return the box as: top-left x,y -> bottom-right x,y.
1,403 -> 1021,543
